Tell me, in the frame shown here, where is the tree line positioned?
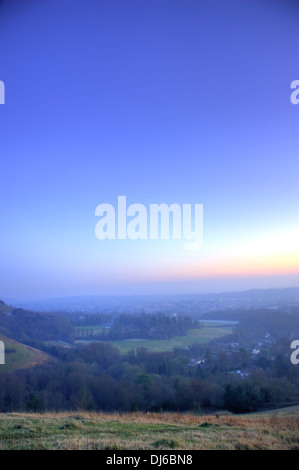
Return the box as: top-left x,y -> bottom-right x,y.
1,336 -> 299,414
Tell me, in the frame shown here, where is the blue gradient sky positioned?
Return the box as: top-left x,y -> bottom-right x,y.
0,0 -> 298,300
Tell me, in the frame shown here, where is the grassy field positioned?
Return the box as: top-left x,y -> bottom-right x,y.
0,334 -> 52,372
0,406 -> 298,450
79,326 -> 234,354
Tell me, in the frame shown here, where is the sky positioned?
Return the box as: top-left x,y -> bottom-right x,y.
0,0 -> 299,300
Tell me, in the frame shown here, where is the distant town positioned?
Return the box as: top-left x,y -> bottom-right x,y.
7,287 -> 299,317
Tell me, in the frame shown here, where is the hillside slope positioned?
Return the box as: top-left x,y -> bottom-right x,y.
0,333 -> 54,372
0,300 -> 74,344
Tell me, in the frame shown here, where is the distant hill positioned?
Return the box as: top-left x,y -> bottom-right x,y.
5,287 -> 299,313
0,300 -> 74,345
0,300 -> 13,315
0,333 -> 54,372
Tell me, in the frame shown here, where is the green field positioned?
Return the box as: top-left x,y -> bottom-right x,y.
108,326 -> 233,353
0,406 -> 298,450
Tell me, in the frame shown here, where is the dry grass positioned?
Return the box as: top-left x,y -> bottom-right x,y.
0,407 -> 299,450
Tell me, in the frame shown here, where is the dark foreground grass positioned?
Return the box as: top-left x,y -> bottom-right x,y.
0,406 -> 299,450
